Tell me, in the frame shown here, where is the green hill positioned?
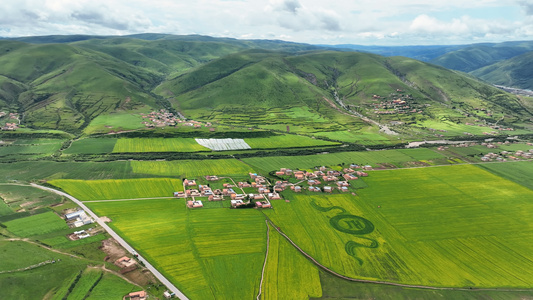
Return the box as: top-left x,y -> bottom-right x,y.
470,51 -> 533,90
0,34 -> 531,137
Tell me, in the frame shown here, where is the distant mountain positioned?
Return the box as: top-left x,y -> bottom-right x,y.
0,34 -> 530,134
471,51 -> 533,90
326,44 -> 465,61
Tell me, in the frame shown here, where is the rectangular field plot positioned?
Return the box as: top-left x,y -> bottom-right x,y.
5,211 -> 68,237
49,178 -> 182,201
478,161 -> 533,190
195,138 -> 251,151
86,199 -> 266,300
245,135 -> 340,149
113,138 -> 209,153
131,159 -> 254,177
63,138 -> 117,154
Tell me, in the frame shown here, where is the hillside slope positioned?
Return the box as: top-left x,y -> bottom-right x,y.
470,51 -> 533,90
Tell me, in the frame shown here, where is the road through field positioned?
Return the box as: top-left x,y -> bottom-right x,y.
29,183 -> 190,300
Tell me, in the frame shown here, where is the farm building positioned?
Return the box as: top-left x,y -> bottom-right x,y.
125,291 -> 147,300
267,193 -> 281,200
256,201 -> 272,208
116,256 -> 136,268
343,173 -> 358,180
324,186 -> 333,193
208,195 -> 223,201
187,200 -> 203,208
65,210 -> 94,228
174,191 -> 186,198
183,179 -> 197,186
231,199 -> 245,208
291,186 -> 302,192
205,175 -> 219,181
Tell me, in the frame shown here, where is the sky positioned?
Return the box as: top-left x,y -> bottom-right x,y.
1,0 -> 533,45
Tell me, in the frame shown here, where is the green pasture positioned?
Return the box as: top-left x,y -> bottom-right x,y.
243,150 -> 415,173
0,161 -> 155,182
5,211 -> 68,237
63,138 -> 117,154
83,112 -> 146,135
0,184 -> 63,213
261,223 -> 322,300
86,198 -> 266,300
477,161 -> 533,190
0,141 -> 62,156
396,148 -> 446,160
64,268 -> 103,300
245,135 -> 340,149
49,178 -> 182,201
113,138 -> 209,153
84,272 -> 139,299
131,159 -> 254,177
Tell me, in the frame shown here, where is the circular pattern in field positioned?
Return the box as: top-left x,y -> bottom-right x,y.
329,214 -> 374,235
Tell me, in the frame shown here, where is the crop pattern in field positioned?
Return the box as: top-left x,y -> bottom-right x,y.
131,159 -> 254,177
4,211 -> 68,237
266,164 -> 533,288
245,135 -> 340,149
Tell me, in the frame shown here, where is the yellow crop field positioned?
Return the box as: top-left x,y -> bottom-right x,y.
113,138 -> 209,153
131,159 -> 254,177
49,178 -> 182,201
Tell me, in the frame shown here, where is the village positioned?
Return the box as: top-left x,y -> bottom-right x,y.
436,141 -> 533,162
140,109 -> 213,130
174,165 -> 369,209
0,112 -> 20,131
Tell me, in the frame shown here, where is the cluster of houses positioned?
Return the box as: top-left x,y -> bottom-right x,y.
124,291 -> 147,300
481,149 -> 533,162
140,109 -> 212,130
371,92 -> 427,115
0,112 -> 20,131
273,165 -> 368,194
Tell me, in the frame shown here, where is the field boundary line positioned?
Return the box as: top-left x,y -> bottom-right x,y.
256,219 -> 270,300
264,218 -> 533,292
28,183 -> 190,300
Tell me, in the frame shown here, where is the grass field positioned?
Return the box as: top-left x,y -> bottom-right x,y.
265,164 -> 533,288
86,198 -> 266,300
0,184 -> 63,214
0,161 -> 156,182
131,159 -> 254,177
396,148 -> 446,160
49,178 -> 182,201
113,138 -> 209,153
0,140 -> 63,156
63,138 -> 117,154
243,150 -> 415,173
4,211 -> 68,237
83,112 -> 146,135
477,161 -> 533,190
261,223 -> 322,300
245,135 -> 340,149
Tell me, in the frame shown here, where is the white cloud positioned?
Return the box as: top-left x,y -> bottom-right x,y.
0,0 -> 531,45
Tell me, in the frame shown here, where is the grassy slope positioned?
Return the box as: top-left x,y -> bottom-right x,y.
471,51 -> 533,90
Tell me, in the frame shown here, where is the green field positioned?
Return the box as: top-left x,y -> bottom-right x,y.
261,223 -> 322,300
131,159 -> 254,177
265,164 -> 533,288
243,150 -> 415,173
83,112 -> 147,135
86,198 -> 266,300
49,178 -> 182,201
4,211 -> 68,237
63,138 -> 117,154
0,184 -> 63,214
477,161 -> 533,190
113,138 -> 209,152
245,135 -> 340,149
0,140 -> 63,156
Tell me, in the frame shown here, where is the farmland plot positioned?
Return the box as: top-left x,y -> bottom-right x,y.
5,211 -> 68,237
245,135 -> 340,149
131,159 -> 253,177
113,138 -> 209,153
86,199 -> 266,300
49,178 -> 182,201
195,138 -> 251,151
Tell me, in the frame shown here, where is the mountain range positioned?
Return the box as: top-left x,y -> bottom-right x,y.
0,34 -> 532,135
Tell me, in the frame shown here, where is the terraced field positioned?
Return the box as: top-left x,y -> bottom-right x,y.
49,178 -> 182,201
113,138 -> 209,152
86,198 -> 266,300
131,159 -> 254,177
265,164 -> 533,288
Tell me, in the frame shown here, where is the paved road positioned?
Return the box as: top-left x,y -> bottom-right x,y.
30,183 -> 190,300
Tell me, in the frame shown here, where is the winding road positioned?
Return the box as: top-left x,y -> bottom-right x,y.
29,183 -> 190,300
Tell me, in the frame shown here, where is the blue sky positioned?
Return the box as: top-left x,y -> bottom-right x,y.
1,0 -> 533,45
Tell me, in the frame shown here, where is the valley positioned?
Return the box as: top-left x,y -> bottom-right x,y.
0,34 -> 532,299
